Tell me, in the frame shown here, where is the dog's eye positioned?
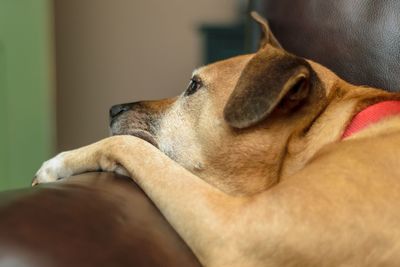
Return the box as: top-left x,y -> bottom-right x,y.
185,76 -> 203,96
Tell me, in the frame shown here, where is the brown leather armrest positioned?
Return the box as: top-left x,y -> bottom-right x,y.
0,172 -> 200,267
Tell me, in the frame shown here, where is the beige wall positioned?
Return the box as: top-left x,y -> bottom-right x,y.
54,0 -> 238,151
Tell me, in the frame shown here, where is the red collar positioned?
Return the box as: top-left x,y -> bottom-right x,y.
342,100 -> 400,139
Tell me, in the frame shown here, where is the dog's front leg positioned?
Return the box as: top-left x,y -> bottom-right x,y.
34,135 -> 243,266
33,136 -> 133,184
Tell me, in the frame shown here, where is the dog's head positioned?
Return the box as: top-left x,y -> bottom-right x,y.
109,13 -> 363,195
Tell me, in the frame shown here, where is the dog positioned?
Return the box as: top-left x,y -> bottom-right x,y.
34,13 -> 400,266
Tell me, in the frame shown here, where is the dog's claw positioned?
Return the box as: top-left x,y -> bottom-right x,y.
31,177 -> 39,187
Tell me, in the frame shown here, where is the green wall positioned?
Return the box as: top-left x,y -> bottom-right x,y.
0,0 -> 54,190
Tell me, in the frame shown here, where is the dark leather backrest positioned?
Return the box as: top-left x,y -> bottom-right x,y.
260,0 -> 400,92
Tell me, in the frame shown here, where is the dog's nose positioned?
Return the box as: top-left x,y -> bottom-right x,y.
109,104 -> 131,119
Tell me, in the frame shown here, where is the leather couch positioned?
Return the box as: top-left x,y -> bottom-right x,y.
260,0 -> 400,92
1,1 -> 399,266
0,173 -> 201,267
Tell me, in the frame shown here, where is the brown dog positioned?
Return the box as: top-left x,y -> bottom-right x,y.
34,13 -> 400,266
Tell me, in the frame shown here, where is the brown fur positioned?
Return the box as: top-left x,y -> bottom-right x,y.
34,14 -> 400,266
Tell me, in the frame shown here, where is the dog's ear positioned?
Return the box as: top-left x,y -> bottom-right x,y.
224,48 -> 312,129
251,11 -> 282,50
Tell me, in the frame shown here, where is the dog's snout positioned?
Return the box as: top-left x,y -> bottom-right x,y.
110,104 -> 131,119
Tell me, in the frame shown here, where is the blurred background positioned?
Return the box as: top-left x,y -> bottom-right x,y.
0,0 -> 262,190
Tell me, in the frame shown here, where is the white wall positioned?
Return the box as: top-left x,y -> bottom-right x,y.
55,0 -> 238,151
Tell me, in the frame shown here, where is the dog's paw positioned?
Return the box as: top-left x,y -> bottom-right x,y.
32,152 -> 72,186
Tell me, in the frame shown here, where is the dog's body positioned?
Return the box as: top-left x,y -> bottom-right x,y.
34,14 -> 400,266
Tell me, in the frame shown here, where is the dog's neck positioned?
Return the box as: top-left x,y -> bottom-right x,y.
282,83 -> 400,180
199,127 -> 291,196
342,100 -> 400,139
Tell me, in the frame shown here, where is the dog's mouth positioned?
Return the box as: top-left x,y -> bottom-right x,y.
109,115 -> 159,149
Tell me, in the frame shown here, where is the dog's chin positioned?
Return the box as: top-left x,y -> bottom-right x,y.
111,129 -> 159,149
